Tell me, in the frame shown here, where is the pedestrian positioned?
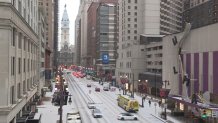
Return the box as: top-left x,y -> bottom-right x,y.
158,100 -> 162,107
148,100 -> 151,107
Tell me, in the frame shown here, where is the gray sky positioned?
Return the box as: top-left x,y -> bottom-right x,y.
59,0 -> 80,46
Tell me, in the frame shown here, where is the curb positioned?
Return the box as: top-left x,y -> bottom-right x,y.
150,114 -> 167,123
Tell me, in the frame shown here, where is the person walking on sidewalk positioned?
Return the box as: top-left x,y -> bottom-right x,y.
148,100 -> 151,107
158,100 -> 162,107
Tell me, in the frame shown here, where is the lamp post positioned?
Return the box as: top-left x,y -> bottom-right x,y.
162,80 -> 170,120
154,69 -> 157,99
57,69 -> 64,123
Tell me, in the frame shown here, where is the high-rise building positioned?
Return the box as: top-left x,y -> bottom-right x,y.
75,17 -> 82,66
38,4 -> 46,98
160,0 -> 183,34
0,1 -> 40,122
75,0 -> 99,67
95,3 -> 118,82
53,0 -> 59,71
183,0 -> 218,29
39,0 -> 54,86
116,0 -> 183,92
86,0 -> 118,68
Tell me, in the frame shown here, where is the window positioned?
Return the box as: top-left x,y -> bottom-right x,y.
134,36 -> 137,40
128,0 -> 131,3
12,28 -> 16,46
18,0 -> 22,13
128,6 -> 131,9
10,86 -> 15,104
31,60 -> 33,71
11,57 -> 15,76
23,37 -> 26,50
128,30 -> 130,33
23,80 -> 26,94
134,24 -> 137,28
128,18 -> 131,21
28,59 -> 29,72
134,30 -> 137,34
134,18 -> 137,22
17,83 -> 21,98
128,36 -> 130,40
135,6 -> 137,10
135,0 -> 137,3
128,24 -> 130,27
28,40 -> 30,52
18,58 -> 21,74
18,33 -> 22,49
12,0 -> 16,5
23,58 -> 25,72
135,12 -> 137,16
128,12 -> 131,15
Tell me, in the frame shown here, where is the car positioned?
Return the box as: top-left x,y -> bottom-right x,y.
95,87 -> 100,92
87,102 -> 96,109
117,113 -> 138,120
92,108 -> 103,118
66,110 -> 82,123
87,84 -> 91,87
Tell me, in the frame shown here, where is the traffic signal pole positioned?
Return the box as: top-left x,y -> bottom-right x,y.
59,71 -> 63,123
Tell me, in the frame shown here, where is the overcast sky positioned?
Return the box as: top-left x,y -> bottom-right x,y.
59,0 -> 80,46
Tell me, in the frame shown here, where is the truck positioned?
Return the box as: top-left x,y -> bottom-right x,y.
66,110 -> 82,123
117,94 -> 139,112
103,83 -> 110,91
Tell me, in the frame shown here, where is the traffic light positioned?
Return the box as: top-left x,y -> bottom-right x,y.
191,112 -> 195,118
201,110 -> 207,119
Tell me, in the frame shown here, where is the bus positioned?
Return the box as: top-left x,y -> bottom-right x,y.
117,94 -> 139,112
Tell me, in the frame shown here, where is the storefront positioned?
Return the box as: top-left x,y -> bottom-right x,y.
168,95 -> 218,123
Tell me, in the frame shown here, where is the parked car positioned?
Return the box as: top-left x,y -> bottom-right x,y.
87,102 -> 96,109
95,87 -> 100,92
92,108 -> 103,118
117,113 -> 138,120
87,84 -> 91,87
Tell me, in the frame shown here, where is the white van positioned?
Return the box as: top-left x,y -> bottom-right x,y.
103,83 -> 109,91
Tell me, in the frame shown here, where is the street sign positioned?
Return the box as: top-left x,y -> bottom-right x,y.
212,110 -> 218,118
102,53 -> 109,64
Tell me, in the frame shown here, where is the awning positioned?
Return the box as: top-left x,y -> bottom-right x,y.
168,95 -> 207,109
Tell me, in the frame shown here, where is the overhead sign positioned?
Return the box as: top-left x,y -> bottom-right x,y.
102,53 -> 109,64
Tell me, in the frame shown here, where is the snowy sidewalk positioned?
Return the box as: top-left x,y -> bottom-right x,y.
37,84 -> 74,123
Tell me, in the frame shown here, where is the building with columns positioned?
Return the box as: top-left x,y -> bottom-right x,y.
0,0 -> 40,123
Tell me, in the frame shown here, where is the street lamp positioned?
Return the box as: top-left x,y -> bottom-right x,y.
162,80 -> 170,120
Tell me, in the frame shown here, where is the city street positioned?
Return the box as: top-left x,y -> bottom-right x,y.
38,71 -> 184,123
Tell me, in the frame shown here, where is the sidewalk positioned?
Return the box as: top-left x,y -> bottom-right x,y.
37,83 -> 73,123
134,92 -> 185,123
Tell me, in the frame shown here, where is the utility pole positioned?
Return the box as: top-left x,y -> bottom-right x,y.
58,70 -> 63,123
162,80 -> 169,120
155,69 -> 157,99
132,73 -> 134,98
